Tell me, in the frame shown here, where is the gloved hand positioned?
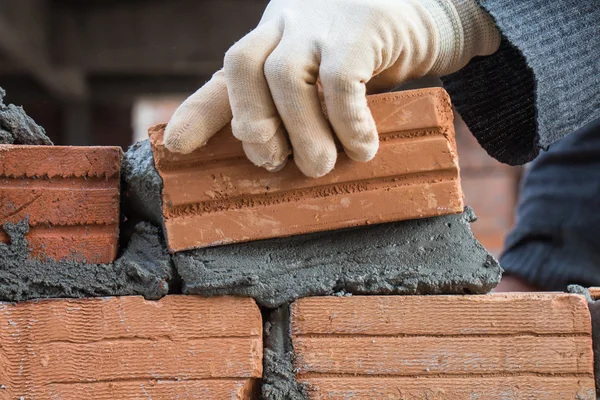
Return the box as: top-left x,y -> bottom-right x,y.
164,0 -> 500,178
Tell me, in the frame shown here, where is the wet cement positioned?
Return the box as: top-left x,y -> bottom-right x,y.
261,305 -> 308,400
176,207 -> 503,308
0,87 -> 53,145
0,220 -> 175,302
121,139 -> 164,227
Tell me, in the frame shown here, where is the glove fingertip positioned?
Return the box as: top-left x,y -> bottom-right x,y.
344,137 -> 379,163
163,121 -> 202,154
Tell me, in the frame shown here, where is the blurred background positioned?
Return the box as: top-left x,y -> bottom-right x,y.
0,0 -> 522,256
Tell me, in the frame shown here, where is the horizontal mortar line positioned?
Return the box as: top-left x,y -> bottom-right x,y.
164,168 -> 459,218
292,332 -> 592,339
296,372 -> 595,379
37,377 -> 258,387
156,128 -> 446,171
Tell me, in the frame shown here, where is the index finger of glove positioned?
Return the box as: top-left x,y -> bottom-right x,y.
164,70 -> 232,154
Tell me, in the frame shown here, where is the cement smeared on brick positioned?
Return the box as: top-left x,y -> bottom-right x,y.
176,207 -> 503,308
0,87 -> 53,145
0,220 -> 174,302
262,305 -> 308,400
121,139 -> 164,227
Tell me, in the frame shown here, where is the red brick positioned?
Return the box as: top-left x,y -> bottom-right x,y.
291,294 -> 595,399
149,88 -> 464,252
0,296 -> 262,400
0,145 -> 122,263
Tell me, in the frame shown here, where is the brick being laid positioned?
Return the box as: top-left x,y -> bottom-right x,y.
291,294 -> 596,400
0,145 -> 121,263
0,296 -> 263,400
149,87 -> 464,252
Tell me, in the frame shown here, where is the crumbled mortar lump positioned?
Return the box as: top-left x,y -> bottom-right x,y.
261,305 -> 308,400
0,220 -> 175,302
176,207 -> 503,308
0,86 -> 53,145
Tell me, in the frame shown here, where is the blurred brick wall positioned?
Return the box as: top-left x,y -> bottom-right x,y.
131,96 -> 185,144
454,112 -> 522,257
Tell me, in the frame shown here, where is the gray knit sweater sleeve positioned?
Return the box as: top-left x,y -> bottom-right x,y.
441,0 -> 600,165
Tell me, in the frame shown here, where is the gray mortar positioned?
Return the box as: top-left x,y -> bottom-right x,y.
0,220 -> 175,302
568,285 -> 600,397
121,139 -> 164,227
261,305 -> 308,400
92,136 -> 500,309
175,207 -> 503,308
0,87 -> 53,145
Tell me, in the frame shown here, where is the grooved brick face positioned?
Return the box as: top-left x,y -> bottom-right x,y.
0,145 -> 122,263
149,88 -> 464,252
291,294 -> 596,400
0,296 -> 263,400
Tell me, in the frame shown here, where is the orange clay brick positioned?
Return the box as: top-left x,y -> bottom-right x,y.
149,88 -> 464,252
291,294 -> 595,400
588,287 -> 600,300
0,145 -> 121,263
0,296 -> 262,400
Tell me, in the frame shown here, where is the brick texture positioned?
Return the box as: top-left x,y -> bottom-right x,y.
149,88 -> 464,252
0,145 -> 122,263
291,294 -> 595,399
0,296 -> 262,400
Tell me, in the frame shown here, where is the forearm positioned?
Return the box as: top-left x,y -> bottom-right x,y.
442,0 -> 600,165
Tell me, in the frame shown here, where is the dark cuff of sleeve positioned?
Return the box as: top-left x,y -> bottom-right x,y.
441,37 -> 538,166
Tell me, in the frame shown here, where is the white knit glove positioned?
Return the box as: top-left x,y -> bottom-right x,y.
164,0 -> 500,178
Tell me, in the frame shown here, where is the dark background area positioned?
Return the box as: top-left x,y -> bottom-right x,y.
0,0 -> 268,146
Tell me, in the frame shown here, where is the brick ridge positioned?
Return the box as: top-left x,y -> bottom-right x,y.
153,127 -> 450,172
0,145 -> 123,179
164,169 -> 458,218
